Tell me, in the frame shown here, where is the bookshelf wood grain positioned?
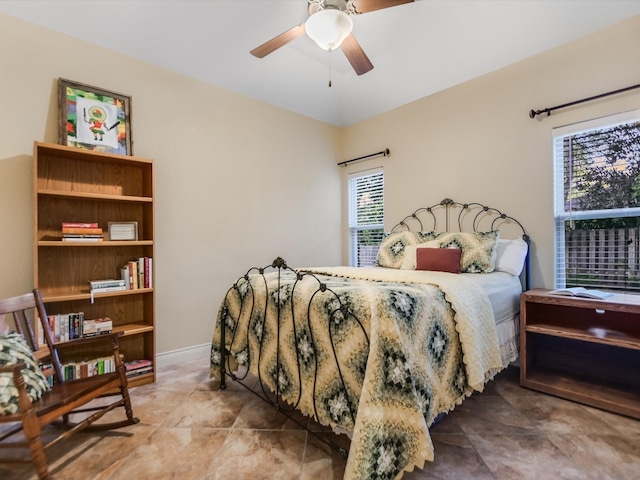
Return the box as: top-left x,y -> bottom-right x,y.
520,289 -> 640,419
33,141 -> 155,385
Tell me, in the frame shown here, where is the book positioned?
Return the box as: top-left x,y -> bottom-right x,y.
62,233 -> 104,238
128,260 -> 139,289
61,222 -> 99,228
62,237 -> 104,242
89,285 -> 127,293
62,227 -> 103,235
121,266 -> 131,289
138,257 -> 145,289
549,287 -> 614,300
89,279 -> 126,288
147,257 -> 153,288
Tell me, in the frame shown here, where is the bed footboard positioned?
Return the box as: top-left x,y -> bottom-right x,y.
213,257 -> 366,457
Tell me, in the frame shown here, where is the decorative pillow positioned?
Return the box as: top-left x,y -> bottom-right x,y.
435,231 -> 500,273
400,240 -> 441,270
494,238 -> 529,276
375,231 -> 441,269
0,332 -> 51,416
416,247 -> 462,273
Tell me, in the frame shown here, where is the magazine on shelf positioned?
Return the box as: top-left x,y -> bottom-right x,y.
549,287 -> 614,300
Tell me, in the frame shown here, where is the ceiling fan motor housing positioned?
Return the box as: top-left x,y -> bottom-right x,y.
308,0 -> 352,15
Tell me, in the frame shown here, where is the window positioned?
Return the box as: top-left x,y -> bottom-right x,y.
348,168 -> 384,267
553,111 -> 640,293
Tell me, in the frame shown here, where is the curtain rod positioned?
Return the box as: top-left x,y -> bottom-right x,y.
529,82 -> 640,119
338,148 -> 390,167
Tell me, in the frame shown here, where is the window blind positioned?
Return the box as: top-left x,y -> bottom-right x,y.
348,168 -> 384,267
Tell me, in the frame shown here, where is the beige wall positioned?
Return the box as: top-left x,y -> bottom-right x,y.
339,14 -> 640,288
2,13 -> 640,354
0,14 -> 342,354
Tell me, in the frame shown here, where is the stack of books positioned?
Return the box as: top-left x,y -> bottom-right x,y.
82,317 -> 113,337
124,359 -> 154,378
61,222 -> 104,242
89,279 -> 126,293
121,257 -> 153,289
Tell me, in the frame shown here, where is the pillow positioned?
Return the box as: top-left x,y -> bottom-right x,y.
435,231 -> 500,273
494,238 -> 529,276
400,240 -> 441,270
0,332 -> 51,416
416,247 -> 462,273
375,231 -> 441,269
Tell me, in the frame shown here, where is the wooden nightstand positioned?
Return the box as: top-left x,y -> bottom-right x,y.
520,289 -> 640,419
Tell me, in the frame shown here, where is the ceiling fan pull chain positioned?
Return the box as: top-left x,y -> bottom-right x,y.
328,49 -> 333,87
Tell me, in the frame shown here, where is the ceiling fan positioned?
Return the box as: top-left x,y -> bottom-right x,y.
250,0 -> 415,76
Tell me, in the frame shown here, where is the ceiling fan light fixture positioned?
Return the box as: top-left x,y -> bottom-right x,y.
305,9 -> 353,51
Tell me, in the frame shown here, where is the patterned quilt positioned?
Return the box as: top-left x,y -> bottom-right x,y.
210,266 -> 503,480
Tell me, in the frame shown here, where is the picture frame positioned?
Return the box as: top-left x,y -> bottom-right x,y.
108,222 -> 138,241
58,78 -> 133,156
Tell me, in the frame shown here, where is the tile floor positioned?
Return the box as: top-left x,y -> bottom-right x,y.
1,356 -> 639,480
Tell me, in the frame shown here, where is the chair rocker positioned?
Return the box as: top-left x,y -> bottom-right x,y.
0,289 -> 139,479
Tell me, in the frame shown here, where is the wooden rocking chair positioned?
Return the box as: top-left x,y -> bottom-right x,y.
0,289 -> 139,479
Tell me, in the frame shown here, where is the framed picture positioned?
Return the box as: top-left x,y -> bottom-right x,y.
108,222 -> 138,241
58,78 -> 133,155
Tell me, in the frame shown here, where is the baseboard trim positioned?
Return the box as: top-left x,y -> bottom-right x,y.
156,343 -> 210,368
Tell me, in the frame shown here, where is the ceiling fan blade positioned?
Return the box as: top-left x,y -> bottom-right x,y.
341,34 -> 374,76
250,24 -> 306,58
350,0 -> 414,14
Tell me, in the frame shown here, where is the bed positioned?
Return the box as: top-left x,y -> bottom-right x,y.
210,198 -> 530,480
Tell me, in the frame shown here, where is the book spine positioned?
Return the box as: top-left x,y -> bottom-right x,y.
129,260 -> 139,289
62,233 -> 104,238
61,222 -> 98,228
62,227 -> 103,235
144,257 -> 150,288
89,280 -> 126,287
121,267 -> 131,289
62,237 -> 104,242
83,330 -> 113,338
90,285 -> 127,293
138,257 -> 145,289
36,319 -> 44,346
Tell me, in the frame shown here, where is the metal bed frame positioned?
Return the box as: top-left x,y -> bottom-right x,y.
215,198 -> 530,457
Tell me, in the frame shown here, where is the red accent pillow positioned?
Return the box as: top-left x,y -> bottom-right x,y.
416,248 -> 462,273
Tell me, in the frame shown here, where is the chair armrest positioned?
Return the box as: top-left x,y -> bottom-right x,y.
0,362 -> 27,374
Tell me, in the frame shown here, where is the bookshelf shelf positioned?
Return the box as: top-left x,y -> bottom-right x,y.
37,189 -> 153,203
34,141 -> 155,386
38,240 -> 155,247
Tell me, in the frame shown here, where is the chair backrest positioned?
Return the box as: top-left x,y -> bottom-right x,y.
0,289 -> 64,383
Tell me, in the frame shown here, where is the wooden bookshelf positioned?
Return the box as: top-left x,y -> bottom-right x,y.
33,141 -> 155,385
520,289 -> 640,419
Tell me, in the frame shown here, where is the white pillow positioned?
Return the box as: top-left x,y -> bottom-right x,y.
400,240 -> 441,270
494,238 -> 528,276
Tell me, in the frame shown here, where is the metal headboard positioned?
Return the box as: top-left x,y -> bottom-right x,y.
390,198 -> 531,290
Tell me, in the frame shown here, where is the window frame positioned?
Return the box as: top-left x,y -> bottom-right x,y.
553,110 -> 640,291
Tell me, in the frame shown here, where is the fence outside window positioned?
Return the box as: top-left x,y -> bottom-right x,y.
564,227 -> 640,293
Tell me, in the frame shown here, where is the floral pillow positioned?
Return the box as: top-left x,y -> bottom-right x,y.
0,332 -> 51,416
434,231 -> 500,273
375,231 -> 442,269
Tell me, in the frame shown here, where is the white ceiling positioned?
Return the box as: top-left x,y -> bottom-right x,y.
2,0 -> 640,127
